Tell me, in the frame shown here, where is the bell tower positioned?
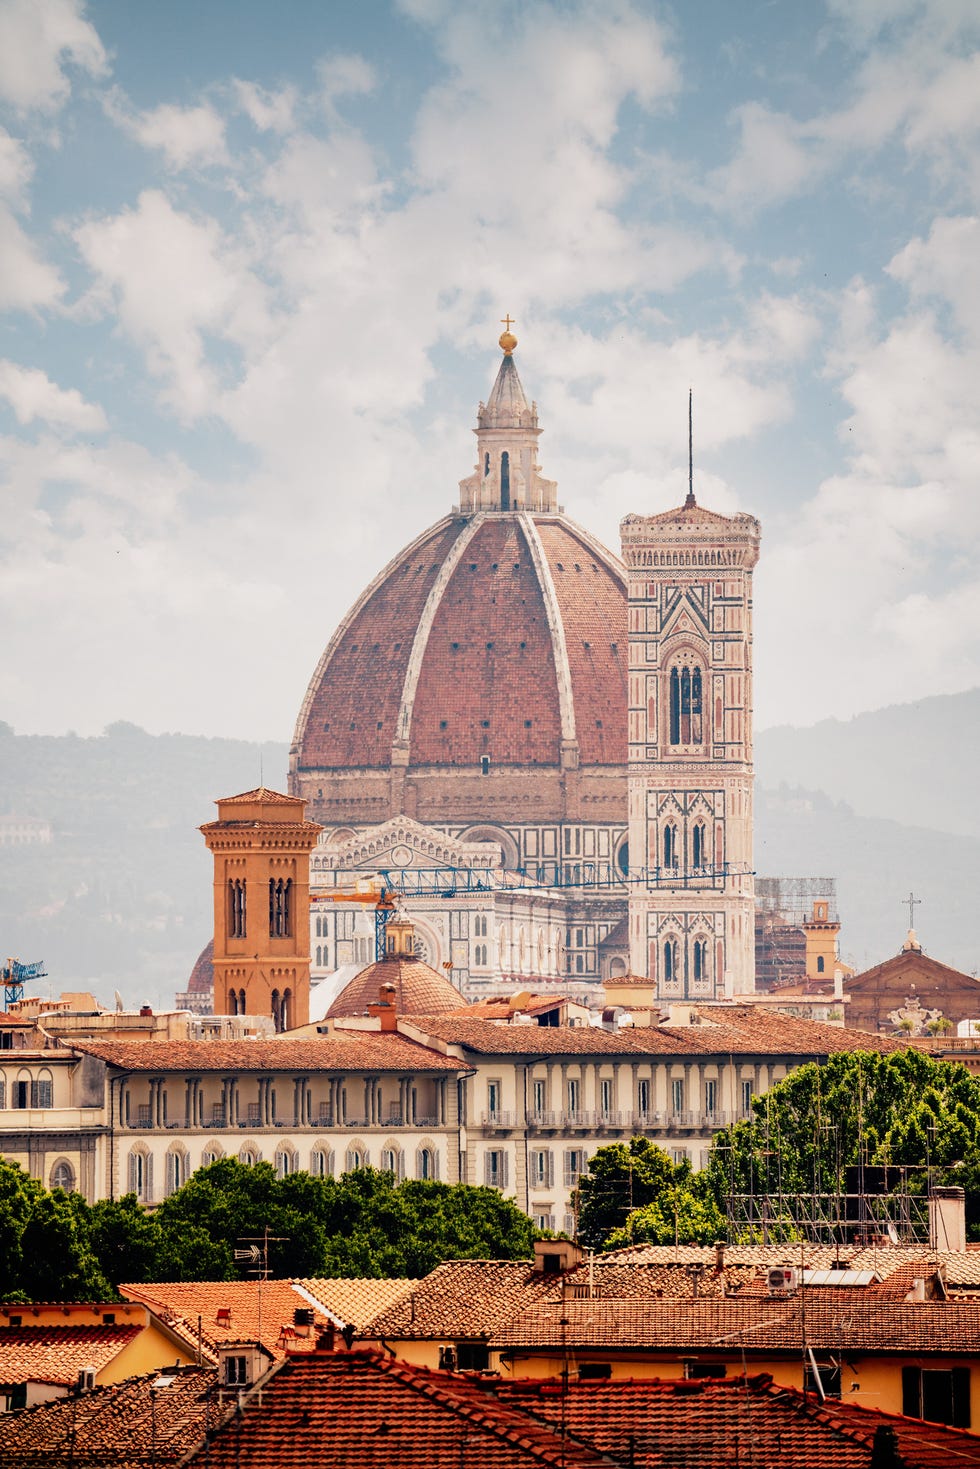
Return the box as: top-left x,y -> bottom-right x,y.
201,787 -> 322,1030
621,482 -> 761,999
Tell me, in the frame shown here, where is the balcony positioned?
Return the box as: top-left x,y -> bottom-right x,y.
480,1111 -> 517,1130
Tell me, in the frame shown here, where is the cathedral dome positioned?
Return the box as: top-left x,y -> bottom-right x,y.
290,347 -> 628,832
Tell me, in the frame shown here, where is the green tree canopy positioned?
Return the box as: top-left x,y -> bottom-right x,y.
575,1138 -> 689,1250
0,1159 -> 112,1302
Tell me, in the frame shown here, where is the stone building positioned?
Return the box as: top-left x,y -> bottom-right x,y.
288,332 -> 761,1002
844,930 -> 980,1036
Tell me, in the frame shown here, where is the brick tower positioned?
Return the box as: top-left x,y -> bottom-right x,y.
621,486 -> 761,999
201,788 -> 322,1029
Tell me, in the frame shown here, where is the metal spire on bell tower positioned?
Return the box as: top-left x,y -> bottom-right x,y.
685,388 -> 697,509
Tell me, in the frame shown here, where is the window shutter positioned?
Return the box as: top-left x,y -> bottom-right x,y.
952,1368 -> 971,1428
902,1367 -> 920,1419
484,1152 -> 495,1186
128,1152 -> 137,1194
145,1153 -> 154,1203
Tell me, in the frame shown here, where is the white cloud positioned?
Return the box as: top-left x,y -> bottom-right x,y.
0,0 -> 107,113
233,78 -> 297,134
887,215 -> 980,340
73,190 -> 271,419
0,359 -> 107,432
317,53 -> 377,113
106,94 -> 230,170
708,103 -> 824,211
0,205 -> 63,311
0,127 -> 33,204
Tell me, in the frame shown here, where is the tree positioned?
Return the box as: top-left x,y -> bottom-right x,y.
0,1161 -> 112,1302
575,1138 -> 688,1250
606,1176 -> 725,1249
699,1048 -> 980,1240
88,1195 -> 164,1284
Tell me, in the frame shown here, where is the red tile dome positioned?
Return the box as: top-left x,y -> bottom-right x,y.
290,348 -> 629,833
326,954 -> 464,1019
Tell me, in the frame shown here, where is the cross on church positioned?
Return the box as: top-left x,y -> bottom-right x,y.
905,891 -> 921,927
500,314 -> 515,331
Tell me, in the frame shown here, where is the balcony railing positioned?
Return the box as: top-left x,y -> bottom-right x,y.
480,1111 -> 517,1129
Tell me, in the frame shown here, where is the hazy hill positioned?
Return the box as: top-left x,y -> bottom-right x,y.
0,694 -> 975,1006
757,689 -> 980,840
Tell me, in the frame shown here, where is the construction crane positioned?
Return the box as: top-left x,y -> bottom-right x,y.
2,957 -> 46,1011
311,884 -> 399,960
311,863 -> 751,960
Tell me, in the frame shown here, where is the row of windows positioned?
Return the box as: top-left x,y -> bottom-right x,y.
0,1076 -> 53,1109
226,878 -> 294,940
661,820 -> 708,871
124,1143 -> 441,1201
488,1078 -> 753,1117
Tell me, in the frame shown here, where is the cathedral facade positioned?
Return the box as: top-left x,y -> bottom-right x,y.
289,333 -> 760,1002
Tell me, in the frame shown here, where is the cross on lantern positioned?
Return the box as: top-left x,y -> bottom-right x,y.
500,314 -> 515,332
905,891 -> 921,927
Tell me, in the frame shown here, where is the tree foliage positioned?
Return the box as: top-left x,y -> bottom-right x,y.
0,1156 -> 536,1299
583,1050 -> 980,1253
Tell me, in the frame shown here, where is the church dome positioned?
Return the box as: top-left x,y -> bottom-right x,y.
290,346 -> 628,831
187,940 -> 214,994
326,953 -> 464,1019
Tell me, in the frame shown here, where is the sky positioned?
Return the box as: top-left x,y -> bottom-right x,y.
2,0 -> 979,742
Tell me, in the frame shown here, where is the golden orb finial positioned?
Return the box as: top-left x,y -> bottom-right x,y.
499,313 -> 517,355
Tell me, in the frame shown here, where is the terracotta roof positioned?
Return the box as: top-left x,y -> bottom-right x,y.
491,1297 -> 980,1354
217,787 -> 301,806
846,948 -> 980,992
184,1349 -> 611,1468
293,1278 -> 415,1330
0,1366 -> 217,1466
326,955 -> 464,1019
0,1324 -> 140,1386
491,1372 -> 980,1469
363,1261 -> 555,1340
543,1259 -> 757,1302
456,994 -> 577,1020
71,1034 -> 466,1072
119,1281 -> 327,1360
603,1243 -> 953,1280
404,1010 -> 893,1059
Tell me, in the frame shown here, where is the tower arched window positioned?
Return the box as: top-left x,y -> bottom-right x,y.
228,879 -> 246,938
668,661 -> 703,745
663,824 -> 678,869
269,878 -> 292,938
817,955 -> 825,974
663,937 -> 679,984
500,451 -> 510,509
693,938 -> 709,983
691,821 -> 705,871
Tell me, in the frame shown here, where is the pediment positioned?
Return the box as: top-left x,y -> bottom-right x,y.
328,816 -> 503,873
661,590 -> 711,641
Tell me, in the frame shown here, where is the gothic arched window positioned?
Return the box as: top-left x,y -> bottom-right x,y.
817,955 -> 825,974
269,878 -> 292,938
663,823 -> 678,869
668,661 -> 704,745
663,937 -> 679,983
228,879 -> 246,938
691,821 -> 705,871
693,937 -> 709,983
500,451 -> 511,509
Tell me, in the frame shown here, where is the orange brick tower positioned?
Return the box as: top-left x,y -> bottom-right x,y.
200,788 -> 322,1030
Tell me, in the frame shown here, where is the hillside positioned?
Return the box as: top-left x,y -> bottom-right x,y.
0,695 -> 975,1005
757,688 -> 980,840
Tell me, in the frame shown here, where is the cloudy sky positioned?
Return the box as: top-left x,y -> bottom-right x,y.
2,0 -> 979,741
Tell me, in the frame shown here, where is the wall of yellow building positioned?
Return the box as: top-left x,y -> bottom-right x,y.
492,1347 -> 980,1432
98,1317 -> 197,1384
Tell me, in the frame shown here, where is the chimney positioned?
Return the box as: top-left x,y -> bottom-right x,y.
316,1321 -> 336,1352
869,1425 -> 902,1468
714,1241 -> 726,1274
929,1186 -> 966,1252
368,982 -> 398,1032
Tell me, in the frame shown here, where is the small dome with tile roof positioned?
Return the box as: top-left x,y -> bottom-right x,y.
326,917 -> 464,1018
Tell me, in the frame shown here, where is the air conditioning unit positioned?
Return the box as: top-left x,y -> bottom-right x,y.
767,1267 -> 798,1295
77,1368 -> 96,1392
